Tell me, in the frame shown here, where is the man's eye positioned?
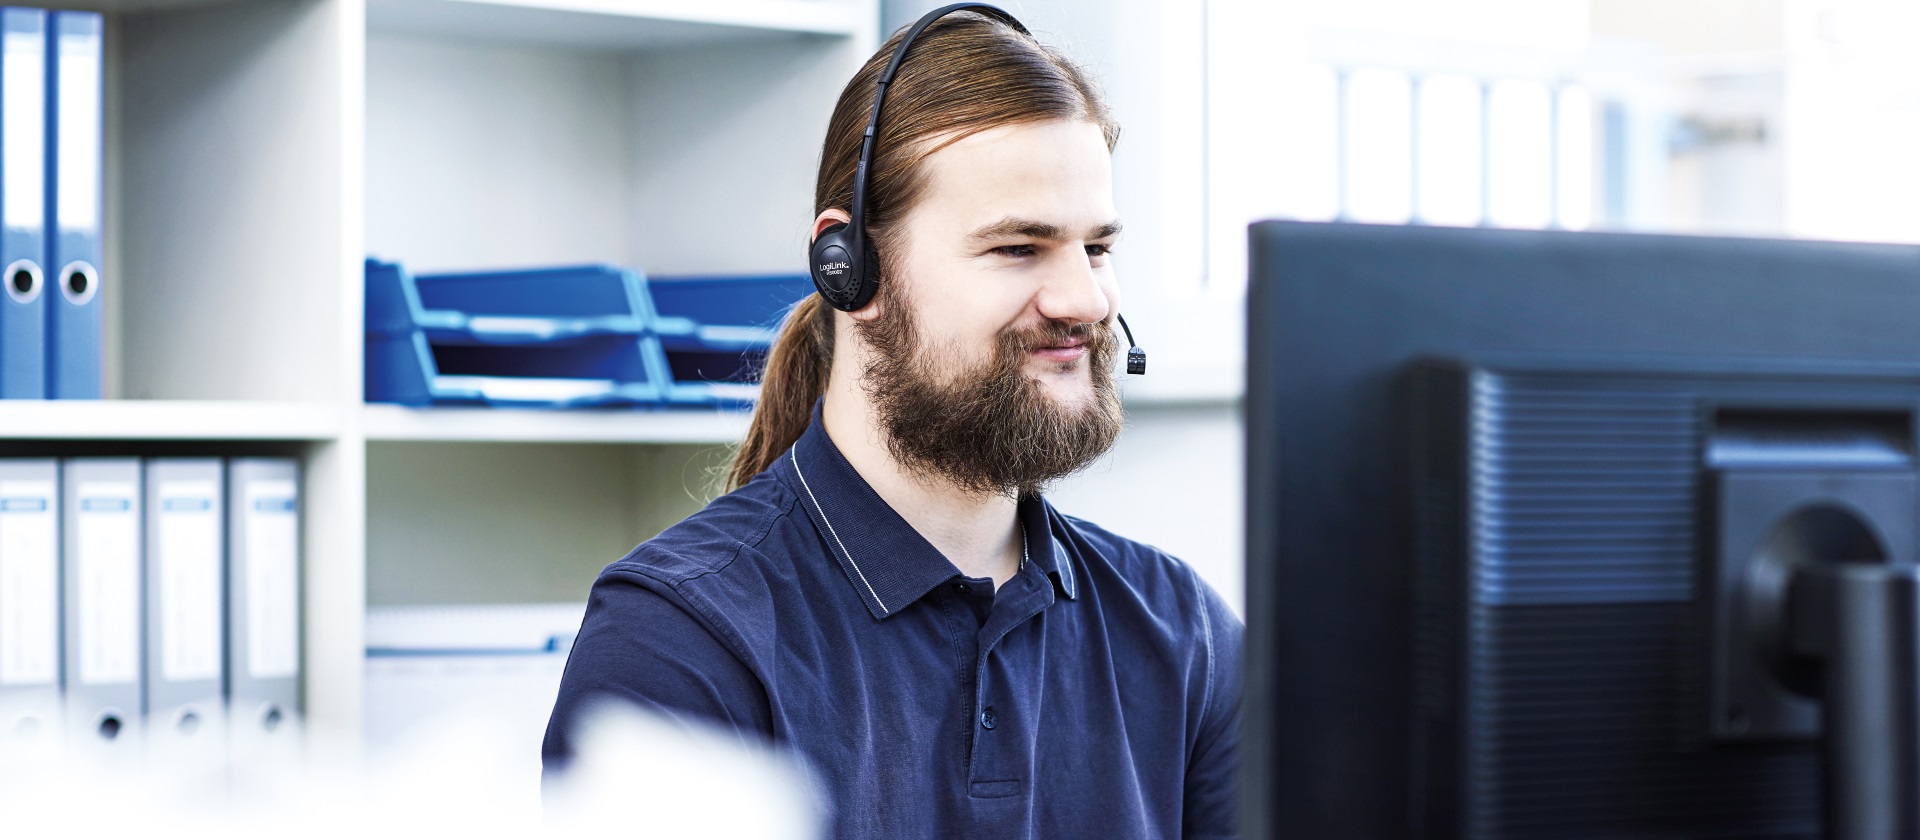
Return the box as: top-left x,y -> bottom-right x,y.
1086,244 -> 1114,258
992,244 -> 1036,258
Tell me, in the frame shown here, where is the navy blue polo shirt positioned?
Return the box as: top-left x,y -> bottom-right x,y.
543,408 -> 1241,838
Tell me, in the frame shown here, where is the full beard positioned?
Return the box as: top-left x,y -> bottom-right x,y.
856,281 -> 1124,498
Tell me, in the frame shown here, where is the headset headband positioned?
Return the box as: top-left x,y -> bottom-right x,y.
847,3 -> 1030,275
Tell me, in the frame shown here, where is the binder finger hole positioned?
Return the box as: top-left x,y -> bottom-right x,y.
262,706 -> 284,732
57,261 -> 97,306
176,710 -> 200,735
98,714 -> 122,741
3,260 -> 39,304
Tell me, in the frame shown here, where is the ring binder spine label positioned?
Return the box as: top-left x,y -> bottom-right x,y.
0,479 -> 56,687
74,481 -> 135,685
244,479 -> 298,680
156,480 -> 220,683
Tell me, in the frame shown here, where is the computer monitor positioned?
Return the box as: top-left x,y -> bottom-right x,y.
1244,221 -> 1920,839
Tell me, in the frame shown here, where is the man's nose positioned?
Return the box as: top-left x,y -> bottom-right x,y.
1034,249 -> 1111,326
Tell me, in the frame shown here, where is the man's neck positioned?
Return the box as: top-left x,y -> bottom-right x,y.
821,371 -> 1023,589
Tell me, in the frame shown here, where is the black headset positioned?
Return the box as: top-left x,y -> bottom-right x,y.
807,2 -> 1146,375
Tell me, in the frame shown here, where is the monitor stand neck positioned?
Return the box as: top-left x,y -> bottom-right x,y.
1791,562 -> 1920,840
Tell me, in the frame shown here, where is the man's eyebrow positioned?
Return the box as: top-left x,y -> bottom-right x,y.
966,217 -> 1125,243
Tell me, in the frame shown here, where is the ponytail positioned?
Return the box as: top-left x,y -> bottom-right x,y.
728,294 -> 834,490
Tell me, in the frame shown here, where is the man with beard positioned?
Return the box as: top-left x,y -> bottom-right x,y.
543,7 -> 1240,838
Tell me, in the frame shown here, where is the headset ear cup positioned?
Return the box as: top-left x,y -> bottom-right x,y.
810,222 -> 861,311
840,237 -> 882,311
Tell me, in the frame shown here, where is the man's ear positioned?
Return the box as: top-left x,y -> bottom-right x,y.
810,209 -> 852,242
810,208 -> 883,321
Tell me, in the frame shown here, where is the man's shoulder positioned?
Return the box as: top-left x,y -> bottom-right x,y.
568,470 -> 810,682
604,470 -> 804,589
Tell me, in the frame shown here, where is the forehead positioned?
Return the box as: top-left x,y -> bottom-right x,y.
910,119 -> 1116,233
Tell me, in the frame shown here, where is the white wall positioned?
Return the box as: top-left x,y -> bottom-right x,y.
116,0 -> 348,401
1779,0 -> 1920,243
622,37 -> 870,274
365,442 -> 719,606
1593,0 -> 1920,244
365,34 -> 634,271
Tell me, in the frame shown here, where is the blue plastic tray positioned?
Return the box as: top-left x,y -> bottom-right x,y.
365,259 -> 671,408
646,274 -> 810,350
644,273 -> 812,407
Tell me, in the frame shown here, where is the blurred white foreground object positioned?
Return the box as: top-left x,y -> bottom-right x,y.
0,602 -> 819,838
363,603 -> 584,777
545,700 -> 822,840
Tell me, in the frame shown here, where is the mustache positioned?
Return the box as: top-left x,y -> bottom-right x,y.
999,319 -> 1116,355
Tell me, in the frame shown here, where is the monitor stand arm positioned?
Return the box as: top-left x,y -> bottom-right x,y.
1790,562 -> 1920,840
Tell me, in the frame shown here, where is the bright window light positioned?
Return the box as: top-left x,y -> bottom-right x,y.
1487,79 -> 1553,229
1345,68 -> 1413,224
1556,85 -> 1594,230
1416,74 -> 1482,226
1273,63 -> 1341,223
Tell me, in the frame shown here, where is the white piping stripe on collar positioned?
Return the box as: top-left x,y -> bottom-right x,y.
1053,536 -> 1076,598
791,448 -> 889,615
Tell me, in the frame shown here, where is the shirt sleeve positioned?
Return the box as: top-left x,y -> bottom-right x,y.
1184,573 -> 1245,839
542,563 -> 772,783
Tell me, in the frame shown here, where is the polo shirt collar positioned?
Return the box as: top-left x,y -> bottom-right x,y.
1034,499 -> 1078,601
777,402 -> 1076,620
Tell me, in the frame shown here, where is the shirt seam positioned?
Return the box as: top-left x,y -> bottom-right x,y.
616,486 -> 793,591
605,493 -> 807,681
1189,563 -> 1218,769
590,564 -> 768,715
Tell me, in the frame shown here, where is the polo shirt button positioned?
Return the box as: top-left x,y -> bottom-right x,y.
980,706 -> 997,730
956,583 -> 971,594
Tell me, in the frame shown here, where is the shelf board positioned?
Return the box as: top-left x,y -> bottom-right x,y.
366,0 -> 865,50
361,403 -> 750,444
0,400 -> 342,441
39,0 -> 247,13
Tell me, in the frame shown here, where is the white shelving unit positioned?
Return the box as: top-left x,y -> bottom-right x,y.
0,400 -> 341,440
361,404 -> 750,444
367,0 -> 866,48
9,0 -> 877,750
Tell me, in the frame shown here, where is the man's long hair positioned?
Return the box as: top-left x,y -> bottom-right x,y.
726,12 -> 1120,491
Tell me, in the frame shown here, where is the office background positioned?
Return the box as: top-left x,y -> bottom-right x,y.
4,0 -> 1918,826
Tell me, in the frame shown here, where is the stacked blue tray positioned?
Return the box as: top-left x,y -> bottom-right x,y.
365,259 -> 672,408
365,261 -> 814,410
646,273 -> 813,406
